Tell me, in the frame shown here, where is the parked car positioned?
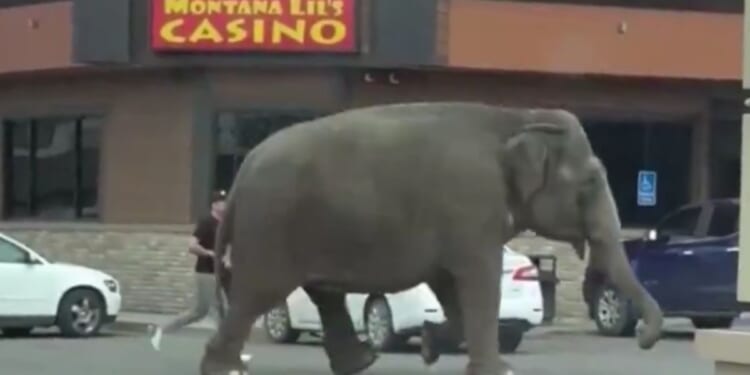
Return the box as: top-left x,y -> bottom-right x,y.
0,232 -> 122,338
583,198 -> 744,337
262,245 -> 544,354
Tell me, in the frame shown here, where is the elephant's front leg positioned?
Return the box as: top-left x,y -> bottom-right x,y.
303,287 -> 378,375
455,253 -> 514,375
423,272 -> 465,365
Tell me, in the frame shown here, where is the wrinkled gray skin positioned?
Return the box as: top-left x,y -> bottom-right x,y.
202,102 -> 663,375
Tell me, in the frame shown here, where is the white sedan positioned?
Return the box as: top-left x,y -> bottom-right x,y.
0,232 -> 122,337
263,245 -> 544,353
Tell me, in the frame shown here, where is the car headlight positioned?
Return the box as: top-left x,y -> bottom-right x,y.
104,279 -> 118,293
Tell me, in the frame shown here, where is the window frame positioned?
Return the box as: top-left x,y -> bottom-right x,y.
0,237 -> 30,264
211,109 -> 326,193
704,201 -> 740,238
2,115 -> 102,221
653,203 -> 708,239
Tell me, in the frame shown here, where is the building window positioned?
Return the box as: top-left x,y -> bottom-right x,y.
213,110 -> 324,191
583,120 -> 693,227
2,116 -> 101,220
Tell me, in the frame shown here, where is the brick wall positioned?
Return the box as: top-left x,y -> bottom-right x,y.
0,224 -> 644,321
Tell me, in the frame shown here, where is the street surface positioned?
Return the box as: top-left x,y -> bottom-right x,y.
0,324 -> 720,375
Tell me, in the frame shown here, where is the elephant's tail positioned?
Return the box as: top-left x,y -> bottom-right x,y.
214,187 -> 235,321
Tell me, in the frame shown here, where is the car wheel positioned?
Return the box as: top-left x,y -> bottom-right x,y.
57,289 -> 105,338
2,327 -> 33,337
498,327 -> 524,354
594,285 -> 637,337
263,304 -> 301,344
365,297 -> 405,352
691,317 -> 735,329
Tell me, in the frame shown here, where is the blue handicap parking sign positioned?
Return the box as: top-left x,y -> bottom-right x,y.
637,170 -> 657,207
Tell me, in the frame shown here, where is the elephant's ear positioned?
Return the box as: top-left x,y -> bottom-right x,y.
504,123 -> 565,203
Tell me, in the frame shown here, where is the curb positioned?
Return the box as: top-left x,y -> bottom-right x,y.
106,321 -> 209,335
106,317 -> 265,335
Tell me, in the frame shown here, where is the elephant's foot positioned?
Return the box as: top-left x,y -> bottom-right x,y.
328,341 -> 378,375
421,321 -> 442,365
200,350 -> 247,375
464,357 -> 515,375
421,321 -> 462,366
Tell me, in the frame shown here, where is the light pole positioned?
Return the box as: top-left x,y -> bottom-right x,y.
693,4 -> 750,373
738,0 -> 750,307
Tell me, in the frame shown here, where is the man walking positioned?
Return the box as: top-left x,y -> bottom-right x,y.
150,190 -> 239,353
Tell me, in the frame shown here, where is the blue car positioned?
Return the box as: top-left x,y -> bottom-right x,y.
583,198 -> 743,336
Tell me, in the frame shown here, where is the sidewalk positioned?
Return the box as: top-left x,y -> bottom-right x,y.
109,311 -> 265,335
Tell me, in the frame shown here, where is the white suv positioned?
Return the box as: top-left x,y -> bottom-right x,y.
263,245 -> 544,353
0,233 -> 122,338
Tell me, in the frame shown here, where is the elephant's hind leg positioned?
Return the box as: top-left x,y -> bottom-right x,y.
201,281 -> 295,375
422,271 -> 465,365
303,287 -> 378,375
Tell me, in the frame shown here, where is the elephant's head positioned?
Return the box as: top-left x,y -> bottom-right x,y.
503,109 -> 663,350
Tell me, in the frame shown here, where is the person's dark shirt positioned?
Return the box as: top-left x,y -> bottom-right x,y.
193,214 -> 219,274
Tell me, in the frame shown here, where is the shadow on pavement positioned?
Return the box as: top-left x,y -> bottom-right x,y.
0,331 -> 120,340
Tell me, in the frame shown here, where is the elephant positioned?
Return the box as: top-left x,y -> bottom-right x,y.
201,102 -> 664,375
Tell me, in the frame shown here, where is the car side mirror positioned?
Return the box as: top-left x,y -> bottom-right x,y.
645,228 -> 670,243
23,252 -> 41,265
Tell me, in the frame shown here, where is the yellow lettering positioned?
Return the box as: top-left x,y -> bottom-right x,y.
238,0 -> 252,14
309,20 -> 346,45
227,19 -> 247,43
253,19 -> 265,43
189,0 -> 207,14
224,0 -> 239,14
189,19 -> 223,42
272,20 -> 305,44
268,0 -> 282,15
289,0 -> 304,16
331,0 -> 344,16
206,0 -> 222,14
252,0 -> 268,14
164,0 -> 188,14
159,19 -> 186,43
314,0 -> 327,16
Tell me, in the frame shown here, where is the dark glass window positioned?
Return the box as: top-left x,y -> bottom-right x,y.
655,206 -> 702,238
0,238 -> 26,264
2,116 -> 102,220
584,121 -> 692,227
706,203 -> 739,237
213,110 -> 323,191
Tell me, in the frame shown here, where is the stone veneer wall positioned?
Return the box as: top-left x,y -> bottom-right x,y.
0,223 -> 644,321
1,223 -> 195,314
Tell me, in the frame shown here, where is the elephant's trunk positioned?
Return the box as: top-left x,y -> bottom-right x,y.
586,187 -> 663,350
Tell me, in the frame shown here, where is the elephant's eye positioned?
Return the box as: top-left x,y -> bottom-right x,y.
577,176 -> 598,206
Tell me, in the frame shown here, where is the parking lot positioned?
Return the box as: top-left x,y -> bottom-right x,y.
2,319 -> 738,375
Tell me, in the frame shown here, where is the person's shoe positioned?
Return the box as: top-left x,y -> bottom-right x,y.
240,353 -> 253,363
150,326 -> 163,351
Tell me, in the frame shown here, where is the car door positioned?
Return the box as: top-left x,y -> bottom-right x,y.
0,238 -> 53,317
286,287 -> 322,329
688,202 -> 740,312
635,204 -> 707,312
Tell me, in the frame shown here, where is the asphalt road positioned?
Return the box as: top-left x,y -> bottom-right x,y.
0,327 -> 715,375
